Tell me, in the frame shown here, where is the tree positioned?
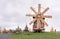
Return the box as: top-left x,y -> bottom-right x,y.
24,25 -> 28,32
15,26 -> 21,33
2,27 -> 8,33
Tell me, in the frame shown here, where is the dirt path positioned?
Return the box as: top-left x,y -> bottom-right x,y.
0,34 -> 12,39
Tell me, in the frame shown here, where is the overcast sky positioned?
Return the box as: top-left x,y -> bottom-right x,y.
0,0 -> 60,31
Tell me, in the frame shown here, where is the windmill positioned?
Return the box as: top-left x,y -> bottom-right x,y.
26,4 -> 52,32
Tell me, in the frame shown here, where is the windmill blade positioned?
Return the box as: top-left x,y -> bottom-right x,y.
38,4 -> 41,13
26,14 -> 35,17
40,18 -> 48,26
44,16 -> 52,18
36,19 -> 41,28
41,7 -> 49,15
33,27 -> 44,30
29,19 -> 36,25
30,7 -> 37,14
33,28 -> 38,30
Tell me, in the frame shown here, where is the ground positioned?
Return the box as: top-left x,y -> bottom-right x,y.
0,34 -> 12,39
12,32 -> 60,39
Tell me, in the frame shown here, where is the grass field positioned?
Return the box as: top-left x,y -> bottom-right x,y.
12,32 -> 60,39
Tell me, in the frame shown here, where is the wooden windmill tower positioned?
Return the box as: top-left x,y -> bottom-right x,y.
26,4 -> 52,32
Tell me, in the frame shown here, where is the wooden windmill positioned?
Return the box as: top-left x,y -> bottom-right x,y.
26,4 -> 52,32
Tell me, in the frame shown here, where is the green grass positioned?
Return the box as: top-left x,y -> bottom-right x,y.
12,32 -> 60,39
